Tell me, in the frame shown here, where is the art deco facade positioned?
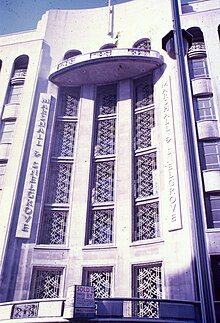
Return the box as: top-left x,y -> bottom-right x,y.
0,0 -> 219,321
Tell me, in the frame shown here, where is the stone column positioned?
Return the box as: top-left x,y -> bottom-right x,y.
114,79 -> 133,297
65,84 -> 95,290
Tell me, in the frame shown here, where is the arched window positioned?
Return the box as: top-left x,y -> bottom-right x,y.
218,25 -> 220,41
0,60 -> 2,71
133,38 -> 151,50
64,50 -> 82,60
99,43 -> 117,50
9,55 -> 29,102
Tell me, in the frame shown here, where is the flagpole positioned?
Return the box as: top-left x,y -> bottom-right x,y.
108,0 -> 112,36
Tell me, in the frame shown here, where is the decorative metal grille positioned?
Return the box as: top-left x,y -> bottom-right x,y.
135,76 -> 153,109
134,265 -> 162,318
60,88 -> 80,116
12,303 -> 39,318
86,270 -> 112,298
53,122 -> 76,157
136,153 -> 157,198
89,209 -> 113,244
93,161 -> 114,203
97,85 -> 117,115
38,210 -> 68,244
135,202 -> 159,241
95,119 -> 115,156
136,110 -> 154,149
31,268 -> 62,299
47,163 -> 72,203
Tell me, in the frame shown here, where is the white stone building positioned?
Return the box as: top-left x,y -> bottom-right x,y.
0,0 -> 219,321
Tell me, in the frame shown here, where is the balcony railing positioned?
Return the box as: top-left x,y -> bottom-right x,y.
56,48 -> 162,71
188,42 -> 206,58
10,69 -> 27,85
0,297 -> 202,322
49,48 -> 163,86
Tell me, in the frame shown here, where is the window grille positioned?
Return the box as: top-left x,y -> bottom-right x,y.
190,57 -> 209,78
93,161 -> 114,203
195,96 -> 215,120
95,119 -> 115,156
205,194 -> 220,229
202,141 -> 220,169
135,76 -> 154,109
89,209 -> 113,244
133,264 -> 162,318
52,121 -> 76,157
136,110 -> 154,149
47,163 -> 72,203
59,88 -> 80,117
83,268 -> 112,298
38,210 -> 68,244
30,268 -> 63,299
97,85 -> 117,115
136,153 -> 157,198
134,202 -> 159,241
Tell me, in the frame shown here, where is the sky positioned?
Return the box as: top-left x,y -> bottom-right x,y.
0,0 -> 193,36
0,0 -> 133,35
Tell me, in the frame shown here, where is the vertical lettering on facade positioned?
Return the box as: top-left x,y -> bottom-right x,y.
16,94 -> 51,238
162,78 -> 182,231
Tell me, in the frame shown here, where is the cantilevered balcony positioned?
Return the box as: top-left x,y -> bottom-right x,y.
49,48 -> 163,86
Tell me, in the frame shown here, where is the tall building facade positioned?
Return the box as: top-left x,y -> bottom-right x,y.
0,0 -> 219,321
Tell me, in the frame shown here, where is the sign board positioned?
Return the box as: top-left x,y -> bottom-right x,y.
161,78 -> 182,231
63,285 -> 95,319
16,94 -> 51,238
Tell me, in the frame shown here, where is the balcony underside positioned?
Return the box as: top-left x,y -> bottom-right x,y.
50,50 -> 163,86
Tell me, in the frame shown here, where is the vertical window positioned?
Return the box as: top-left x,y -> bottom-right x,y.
0,162 -> 7,201
38,87 -> 80,245
7,84 -> 23,104
38,210 -> 68,244
87,84 -> 117,245
93,161 -> 114,203
133,264 -> 162,318
83,267 -> 112,298
0,121 -> 15,144
134,202 -> 160,241
136,153 -> 157,198
88,209 -> 113,244
133,76 -> 159,242
194,96 -> 215,120
202,141 -> 220,169
46,162 -> 72,204
30,268 -> 63,299
205,194 -> 220,229
190,57 -> 209,78
136,109 -> 155,150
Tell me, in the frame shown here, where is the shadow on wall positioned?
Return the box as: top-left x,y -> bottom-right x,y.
181,5 -> 195,14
